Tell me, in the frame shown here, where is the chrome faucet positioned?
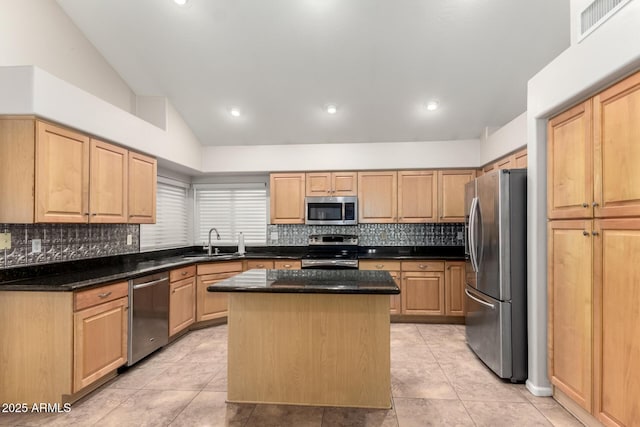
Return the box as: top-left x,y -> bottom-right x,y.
208,227 -> 221,255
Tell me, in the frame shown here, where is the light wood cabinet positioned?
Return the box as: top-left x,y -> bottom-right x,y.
245,259 -> 275,270
274,260 -> 301,270
196,261 -> 243,321
495,156 -> 513,170
593,219 -> 640,427
306,171 -> 357,196
90,139 -> 128,223
445,261 -> 465,316
128,151 -> 157,224
358,171 -> 397,223
547,220 -> 593,412
270,173 -> 306,224
398,170 -> 438,223
169,267 -> 196,337
547,100 -> 593,219
437,170 -> 476,223
514,148 -> 528,168
35,121 -> 91,223
0,117 -> 156,224
401,271 -> 445,315
593,71 -> 640,218
359,260 -> 401,314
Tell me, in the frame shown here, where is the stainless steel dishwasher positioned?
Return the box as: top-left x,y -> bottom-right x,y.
128,272 -> 169,366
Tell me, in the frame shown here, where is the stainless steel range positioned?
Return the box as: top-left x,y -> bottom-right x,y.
301,234 -> 359,269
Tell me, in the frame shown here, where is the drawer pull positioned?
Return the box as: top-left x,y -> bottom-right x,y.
98,291 -> 112,299
283,264 -> 291,268
376,264 -> 384,269
257,264 -> 264,268
181,271 -> 188,275
419,264 -> 426,269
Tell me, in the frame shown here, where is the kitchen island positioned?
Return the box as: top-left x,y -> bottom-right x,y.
207,269 -> 400,409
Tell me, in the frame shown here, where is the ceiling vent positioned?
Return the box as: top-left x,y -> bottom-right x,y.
579,0 -> 632,41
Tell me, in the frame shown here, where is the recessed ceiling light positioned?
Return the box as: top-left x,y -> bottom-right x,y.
426,101 -> 439,111
174,0 -> 188,5
230,108 -> 241,117
326,104 -> 337,114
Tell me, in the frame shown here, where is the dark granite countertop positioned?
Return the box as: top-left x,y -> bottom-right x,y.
207,269 -> 400,295
358,246 -> 465,260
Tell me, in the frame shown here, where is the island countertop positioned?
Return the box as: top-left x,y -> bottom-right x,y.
207,269 -> 400,294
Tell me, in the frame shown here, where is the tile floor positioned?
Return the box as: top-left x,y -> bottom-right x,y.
0,323 -> 584,427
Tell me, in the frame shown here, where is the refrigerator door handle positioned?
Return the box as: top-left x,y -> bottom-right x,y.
469,197 -> 479,272
465,287 -> 495,310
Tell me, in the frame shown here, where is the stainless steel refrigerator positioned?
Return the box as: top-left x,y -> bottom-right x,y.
464,169 -> 527,382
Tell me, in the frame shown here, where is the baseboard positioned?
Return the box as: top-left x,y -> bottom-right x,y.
391,315 -> 465,324
525,379 -> 552,396
554,388 -> 603,427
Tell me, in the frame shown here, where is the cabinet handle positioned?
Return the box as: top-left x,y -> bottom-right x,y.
91,213 -> 97,216
592,202 -> 599,207
181,271 -> 188,275
582,203 -> 589,208
376,264 -> 384,269
257,264 -> 264,268
583,231 -> 590,236
283,264 -> 291,268
172,289 -> 176,294
419,264 -> 427,269
84,212 -> 90,216
98,291 -> 112,299
592,231 -> 599,236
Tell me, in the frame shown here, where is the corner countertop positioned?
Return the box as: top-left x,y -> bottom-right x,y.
207,269 -> 400,295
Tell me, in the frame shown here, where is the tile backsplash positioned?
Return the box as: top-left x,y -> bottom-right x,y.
267,223 -> 464,246
0,223 -> 139,269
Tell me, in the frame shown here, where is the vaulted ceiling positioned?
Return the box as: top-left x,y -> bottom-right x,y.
57,0 -> 570,146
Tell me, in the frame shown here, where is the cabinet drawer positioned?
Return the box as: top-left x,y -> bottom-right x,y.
274,260 -> 301,270
359,260 -> 401,271
74,281 -> 128,311
246,259 -> 275,270
170,265 -> 196,282
197,261 -> 243,276
401,261 -> 445,272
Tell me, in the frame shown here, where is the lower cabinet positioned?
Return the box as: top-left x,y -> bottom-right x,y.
445,261 -> 466,316
401,271 -> 445,315
196,261 -> 243,321
169,266 -> 196,337
359,260 -> 401,314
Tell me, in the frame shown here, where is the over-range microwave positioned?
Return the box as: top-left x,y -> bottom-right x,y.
305,196 -> 358,225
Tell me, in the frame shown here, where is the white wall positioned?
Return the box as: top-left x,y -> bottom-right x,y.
0,0 -> 135,113
525,0 -> 640,396
201,139 -> 481,173
479,112 -> 527,166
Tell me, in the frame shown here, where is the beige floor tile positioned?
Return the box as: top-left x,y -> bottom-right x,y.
108,361 -> 173,389
533,402 -> 585,427
322,406 -> 399,427
204,367 -> 228,392
463,401 -> 552,427
391,364 -> 458,400
390,324 -> 425,346
415,324 -> 462,342
94,389 -> 197,427
142,362 -> 220,391
391,344 -> 437,367
245,404 -> 324,427
394,397 -> 475,427
169,391 -> 254,427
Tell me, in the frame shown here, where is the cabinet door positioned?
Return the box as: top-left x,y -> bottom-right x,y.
593,219 -> 640,427
90,139 -> 128,223
593,71 -> 640,218
197,273 -> 237,321
128,151 -> 157,224
332,171 -> 358,196
547,100 -> 593,219
169,277 -> 196,336
496,156 -> 513,170
398,170 -> 437,223
306,172 -> 332,196
73,297 -> 128,392
270,173 -> 306,224
514,148 -> 527,168
35,121 -> 90,223
358,171 -> 397,223
547,220 -> 593,412
445,261 -> 465,316
437,170 -> 476,223
401,272 -> 445,315
389,271 -> 401,315
482,163 -> 495,175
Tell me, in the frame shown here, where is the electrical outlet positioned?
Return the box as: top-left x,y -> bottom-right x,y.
32,239 -> 41,253
127,234 -> 133,245
457,231 -> 463,240
0,233 -> 10,250
270,231 -> 278,241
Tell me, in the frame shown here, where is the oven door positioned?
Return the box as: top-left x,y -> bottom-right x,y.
301,259 -> 359,269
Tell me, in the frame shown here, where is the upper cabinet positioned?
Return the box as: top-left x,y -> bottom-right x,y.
547,100 -> 593,220
514,148 -> 528,168
0,117 -> 156,224
128,151 -> 157,224
593,71 -> 640,218
306,171 -> 357,197
358,171 -> 397,223
398,170 -> 437,223
270,173 -> 306,224
437,170 -> 476,223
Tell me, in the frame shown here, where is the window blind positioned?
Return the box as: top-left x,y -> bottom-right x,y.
140,179 -> 191,250
195,185 -> 267,246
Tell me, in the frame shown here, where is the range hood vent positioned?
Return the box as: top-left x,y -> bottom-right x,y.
580,0 -> 632,41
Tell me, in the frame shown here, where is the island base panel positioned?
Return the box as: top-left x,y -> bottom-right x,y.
227,293 -> 391,409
